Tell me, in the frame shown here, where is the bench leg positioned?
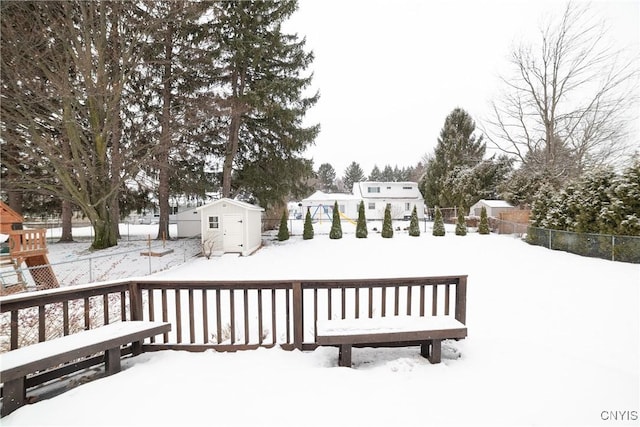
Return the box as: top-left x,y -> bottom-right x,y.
420,340 -> 432,358
1,377 -> 25,417
104,347 -> 121,375
132,340 -> 142,356
428,339 -> 442,364
338,344 -> 352,367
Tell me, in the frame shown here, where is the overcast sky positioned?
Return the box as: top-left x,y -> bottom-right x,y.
284,0 -> 640,178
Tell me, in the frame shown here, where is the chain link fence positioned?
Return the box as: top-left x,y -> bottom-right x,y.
1,237 -> 202,294
526,226 -> 640,263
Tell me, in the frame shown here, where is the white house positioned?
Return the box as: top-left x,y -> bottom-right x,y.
300,182 -> 425,221
352,181 -> 425,220
196,198 -> 264,256
469,199 -> 514,218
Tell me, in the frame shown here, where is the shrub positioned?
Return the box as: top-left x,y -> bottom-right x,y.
408,205 -> 420,237
478,206 -> 490,234
455,208 -> 467,236
277,209 -> 289,241
303,208 -> 314,240
356,200 -> 368,238
432,206 -> 445,236
329,201 -> 342,239
382,203 -> 394,238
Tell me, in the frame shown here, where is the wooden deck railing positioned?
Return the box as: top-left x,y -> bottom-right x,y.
0,276 -> 467,387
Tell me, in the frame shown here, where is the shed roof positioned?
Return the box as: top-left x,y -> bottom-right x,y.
475,199 -> 513,208
195,198 -> 264,212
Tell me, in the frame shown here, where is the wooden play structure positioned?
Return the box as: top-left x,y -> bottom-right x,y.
0,201 -> 58,295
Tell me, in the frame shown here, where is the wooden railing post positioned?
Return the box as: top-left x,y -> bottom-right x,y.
455,276 -> 467,325
292,281 -> 303,350
129,281 -> 143,321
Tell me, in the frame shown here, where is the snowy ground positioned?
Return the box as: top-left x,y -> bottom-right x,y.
2,221 -> 639,426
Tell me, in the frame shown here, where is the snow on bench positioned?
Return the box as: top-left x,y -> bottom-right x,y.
316,315 -> 467,367
0,320 -> 171,417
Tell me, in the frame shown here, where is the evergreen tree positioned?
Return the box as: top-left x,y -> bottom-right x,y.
343,162 -> 365,191
356,200 -> 368,238
329,201 -> 342,239
433,207 -> 445,236
381,165 -> 395,182
303,207 -> 314,240
455,208 -> 467,236
317,163 -> 337,192
478,206 -> 490,234
209,0 -> 319,207
277,209 -> 289,241
422,108 -> 486,209
382,203 -> 394,238
368,165 -> 383,181
408,205 -> 420,236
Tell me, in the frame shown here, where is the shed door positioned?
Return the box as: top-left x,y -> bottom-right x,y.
223,214 -> 244,253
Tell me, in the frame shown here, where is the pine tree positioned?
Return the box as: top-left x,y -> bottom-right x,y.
303,207 -> 314,240
329,201 -> 342,239
409,205 -> 420,236
356,200 -> 368,238
433,207 -> 445,236
455,208 -> 467,236
277,209 -> 289,241
478,206 -> 490,234
368,165 -> 383,181
382,203 -> 394,238
343,162 -> 365,192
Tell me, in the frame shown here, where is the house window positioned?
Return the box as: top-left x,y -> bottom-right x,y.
208,216 -> 219,229
367,187 -> 380,193
405,203 -> 410,211
368,202 -> 376,210
403,186 -> 412,190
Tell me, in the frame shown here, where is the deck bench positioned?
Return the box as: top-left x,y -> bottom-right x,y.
316,315 -> 467,367
0,320 -> 171,417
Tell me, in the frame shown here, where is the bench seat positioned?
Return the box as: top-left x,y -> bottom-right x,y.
316,315 -> 467,367
1,320 -> 171,417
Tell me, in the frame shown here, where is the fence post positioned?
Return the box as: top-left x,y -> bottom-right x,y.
612,235 -> 615,262
292,281 -> 303,350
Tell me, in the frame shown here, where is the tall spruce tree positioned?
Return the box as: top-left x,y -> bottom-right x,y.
422,108 -> 486,209
277,209 -> 289,241
303,207 -> 314,240
478,206 -> 490,234
356,200 -> 368,238
455,208 -> 467,236
329,201 -> 342,239
432,207 -> 446,236
382,203 -> 394,238
409,205 -> 420,236
368,165 -> 383,181
208,0 -> 319,208
343,162 -> 365,191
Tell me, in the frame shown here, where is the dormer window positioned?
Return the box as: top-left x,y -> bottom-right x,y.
367,187 -> 380,193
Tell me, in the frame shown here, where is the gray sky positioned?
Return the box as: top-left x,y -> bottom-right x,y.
284,0 -> 640,177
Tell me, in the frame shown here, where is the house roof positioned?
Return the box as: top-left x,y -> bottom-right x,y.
352,182 -> 423,200
195,198 -> 264,212
474,199 -> 513,208
301,190 -> 360,203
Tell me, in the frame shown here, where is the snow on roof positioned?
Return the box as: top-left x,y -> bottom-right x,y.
301,190 -> 360,203
475,199 -> 513,208
195,198 -> 264,212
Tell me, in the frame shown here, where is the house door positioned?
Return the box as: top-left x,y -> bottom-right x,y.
223,214 -> 244,253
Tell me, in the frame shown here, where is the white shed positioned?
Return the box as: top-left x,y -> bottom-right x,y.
469,199 -> 514,218
175,207 -> 201,238
197,198 -> 264,256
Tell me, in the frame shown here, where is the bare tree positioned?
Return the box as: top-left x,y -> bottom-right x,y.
484,2 -> 638,183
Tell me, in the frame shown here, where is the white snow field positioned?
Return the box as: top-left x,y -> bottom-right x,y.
2,222 -> 638,427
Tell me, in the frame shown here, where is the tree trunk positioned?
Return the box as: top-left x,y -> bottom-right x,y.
222,112 -> 241,198
59,199 -> 74,242
156,15 -> 173,240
